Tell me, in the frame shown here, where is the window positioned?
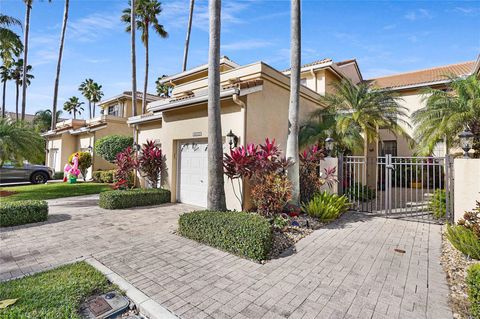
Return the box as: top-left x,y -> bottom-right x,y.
380,140 -> 397,156
107,104 -> 119,116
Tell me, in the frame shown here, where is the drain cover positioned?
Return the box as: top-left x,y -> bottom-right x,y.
83,291 -> 129,319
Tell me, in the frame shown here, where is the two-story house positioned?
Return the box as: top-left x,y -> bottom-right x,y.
43,91 -> 161,179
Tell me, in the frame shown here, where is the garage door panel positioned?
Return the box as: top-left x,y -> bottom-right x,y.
178,142 -> 208,207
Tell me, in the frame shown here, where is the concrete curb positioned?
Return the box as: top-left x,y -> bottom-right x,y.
86,257 -> 178,319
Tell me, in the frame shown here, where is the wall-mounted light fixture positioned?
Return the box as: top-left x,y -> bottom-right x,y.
87,145 -> 93,153
133,143 -> 141,152
227,129 -> 239,149
459,129 -> 474,158
325,136 -> 335,156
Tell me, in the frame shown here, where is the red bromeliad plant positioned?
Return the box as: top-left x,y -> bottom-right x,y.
224,138 -> 292,216
114,146 -> 138,190
138,140 -> 165,188
299,144 -> 338,203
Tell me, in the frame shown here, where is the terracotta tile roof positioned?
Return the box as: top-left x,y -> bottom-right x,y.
283,58 -> 332,72
369,61 -> 475,89
336,59 -> 357,66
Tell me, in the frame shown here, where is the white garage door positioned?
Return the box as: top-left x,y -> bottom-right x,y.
177,141 -> 208,207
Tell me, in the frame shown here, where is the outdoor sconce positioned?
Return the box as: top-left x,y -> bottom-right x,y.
227,129 -> 239,149
325,136 -> 335,156
459,129 -> 474,158
87,145 -> 93,153
133,143 -> 141,152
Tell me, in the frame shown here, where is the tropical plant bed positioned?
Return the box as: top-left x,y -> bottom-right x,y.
441,229 -> 480,318
0,262 -> 119,318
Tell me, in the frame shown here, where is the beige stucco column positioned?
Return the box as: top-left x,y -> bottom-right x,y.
453,158 -> 480,222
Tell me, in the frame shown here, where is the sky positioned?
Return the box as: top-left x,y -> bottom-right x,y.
2,0 -> 480,118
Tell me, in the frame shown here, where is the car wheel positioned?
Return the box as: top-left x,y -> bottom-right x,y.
30,172 -> 48,184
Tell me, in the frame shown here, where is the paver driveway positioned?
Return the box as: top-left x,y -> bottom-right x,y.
0,195 -> 452,319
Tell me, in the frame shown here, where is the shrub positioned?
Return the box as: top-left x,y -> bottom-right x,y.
138,140 -> 166,188
446,224 -> 480,260
0,200 -> 48,227
467,264 -> 480,318
301,191 -> 350,221
458,201 -> 480,238
345,182 -> 376,202
429,189 -> 446,219
92,170 -> 116,183
53,172 -> 64,180
68,152 -> 92,181
94,135 -> 133,162
178,211 -> 272,261
251,173 -> 292,217
299,145 -> 337,203
114,146 -> 138,190
99,188 -> 170,209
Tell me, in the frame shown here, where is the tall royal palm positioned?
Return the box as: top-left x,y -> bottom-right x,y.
412,75 -> 480,156
11,59 -> 34,121
51,0 -> 69,130
90,82 -> 104,117
316,79 -> 410,153
0,14 -> 23,68
285,0 -> 301,205
0,65 -> 11,118
79,78 -> 94,118
63,96 -> 84,119
122,0 -> 168,114
182,0 -> 195,71
207,0 -> 226,210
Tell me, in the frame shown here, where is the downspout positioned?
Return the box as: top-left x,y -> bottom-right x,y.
309,68 -> 317,92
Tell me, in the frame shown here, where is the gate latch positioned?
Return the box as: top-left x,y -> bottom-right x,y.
386,164 -> 395,170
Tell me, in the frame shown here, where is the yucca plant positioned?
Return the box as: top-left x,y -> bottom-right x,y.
301,191 -> 350,221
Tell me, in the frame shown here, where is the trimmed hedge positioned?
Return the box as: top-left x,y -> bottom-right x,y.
99,188 -> 171,209
0,200 -> 48,227
467,263 -> 480,318
178,211 -> 272,261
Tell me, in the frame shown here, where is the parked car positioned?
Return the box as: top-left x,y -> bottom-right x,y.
0,162 -> 54,184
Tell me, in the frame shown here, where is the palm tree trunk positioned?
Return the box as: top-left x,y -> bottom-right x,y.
207,0 -> 226,211
1,80 -> 6,118
88,101 -> 91,118
93,102 -> 95,117
15,83 -> 19,121
285,0 -> 301,205
182,0 -> 195,72
73,109 -> 76,119
21,1 -> 31,121
142,26 -> 149,114
131,0 -> 137,118
51,0 -> 69,130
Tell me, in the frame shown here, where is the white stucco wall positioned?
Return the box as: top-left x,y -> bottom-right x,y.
453,158 -> 480,222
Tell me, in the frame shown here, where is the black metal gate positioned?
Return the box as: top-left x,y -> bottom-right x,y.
339,154 -> 453,223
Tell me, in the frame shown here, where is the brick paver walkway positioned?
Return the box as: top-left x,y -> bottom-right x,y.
0,195 -> 452,318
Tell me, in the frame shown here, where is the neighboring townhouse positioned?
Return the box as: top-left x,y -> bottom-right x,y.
369,57 -> 480,157
128,57 -> 360,210
43,91 -> 161,179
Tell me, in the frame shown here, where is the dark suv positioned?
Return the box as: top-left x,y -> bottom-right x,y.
0,162 -> 54,184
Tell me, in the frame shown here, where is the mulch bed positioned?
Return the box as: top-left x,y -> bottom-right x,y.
269,214 -> 326,259
0,190 -> 18,197
441,228 -> 480,318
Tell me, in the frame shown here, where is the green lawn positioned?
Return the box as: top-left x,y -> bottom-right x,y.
0,182 -> 112,202
0,262 -> 117,318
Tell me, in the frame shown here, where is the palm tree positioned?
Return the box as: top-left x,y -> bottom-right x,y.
63,96 -> 84,119
0,14 -> 23,67
11,59 -> 33,121
0,65 -> 11,118
130,0 -> 137,118
285,0 -> 301,205
51,0 -> 70,130
0,117 -> 44,166
33,109 -> 62,132
182,0 -> 195,71
299,108 -> 364,154
122,0 -> 168,114
90,82 -> 104,117
412,75 -> 480,156
21,0 -> 33,121
206,0 -> 226,211
155,75 -> 170,97
316,78 -> 411,153
79,78 -> 94,118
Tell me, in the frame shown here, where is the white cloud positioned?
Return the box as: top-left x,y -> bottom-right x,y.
68,12 -> 122,43
404,8 -> 432,21
221,39 -> 273,51
383,24 -> 396,30
453,7 -> 480,16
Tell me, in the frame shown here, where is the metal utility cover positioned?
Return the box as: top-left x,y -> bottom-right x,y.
88,297 -> 112,316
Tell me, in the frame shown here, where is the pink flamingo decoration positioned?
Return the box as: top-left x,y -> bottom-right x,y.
63,153 -> 80,182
